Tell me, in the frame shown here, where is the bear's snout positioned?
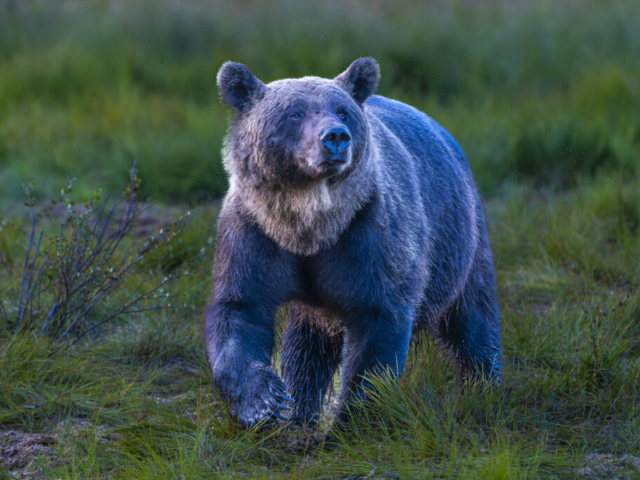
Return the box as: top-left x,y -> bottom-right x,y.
320,126 -> 351,156
312,125 -> 352,175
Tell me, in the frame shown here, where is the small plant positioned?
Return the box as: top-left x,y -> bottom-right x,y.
2,164 -> 195,353
577,283 -> 632,392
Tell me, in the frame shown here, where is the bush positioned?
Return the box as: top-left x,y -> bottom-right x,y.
0,167 -> 195,352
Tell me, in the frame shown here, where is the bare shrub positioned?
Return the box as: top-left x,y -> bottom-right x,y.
2,165 -> 194,353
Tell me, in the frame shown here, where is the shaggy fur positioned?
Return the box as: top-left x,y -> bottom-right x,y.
204,58 -> 502,429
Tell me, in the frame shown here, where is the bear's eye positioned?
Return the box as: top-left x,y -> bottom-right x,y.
338,111 -> 347,121
290,112 -> 304,120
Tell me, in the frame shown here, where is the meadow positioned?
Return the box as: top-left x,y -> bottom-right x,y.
1,0 -> 639,477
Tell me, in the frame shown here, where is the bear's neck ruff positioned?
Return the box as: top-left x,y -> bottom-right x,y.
229,150 -> 377,256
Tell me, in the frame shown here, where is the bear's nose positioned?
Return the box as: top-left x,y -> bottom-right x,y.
320,126 -> 351,154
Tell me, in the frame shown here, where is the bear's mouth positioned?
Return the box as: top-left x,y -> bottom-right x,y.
306,151 -> 351,179
309,165 -> 345,181
314,157 -> 347,176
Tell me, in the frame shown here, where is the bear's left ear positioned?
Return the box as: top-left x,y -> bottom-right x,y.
334,58 -> 380,105
217,61 -> 266,112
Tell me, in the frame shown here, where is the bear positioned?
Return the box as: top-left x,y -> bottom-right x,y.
204,58 -> 502,429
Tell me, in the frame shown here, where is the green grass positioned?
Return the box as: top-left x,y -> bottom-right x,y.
1,0 -> 640,478
0,0 -> 638,203
1,175 -> 639,478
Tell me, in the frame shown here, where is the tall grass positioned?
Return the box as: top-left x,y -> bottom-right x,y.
1,164 -> 639,478
1,0 -> 640,477
0,0 -> 638,203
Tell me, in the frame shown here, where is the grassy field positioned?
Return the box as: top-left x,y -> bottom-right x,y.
1,0 -> 640,478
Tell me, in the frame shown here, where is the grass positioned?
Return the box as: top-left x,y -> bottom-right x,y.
1,175 -> 639,478
1,0 -> 640,478
0,0 -> 638,203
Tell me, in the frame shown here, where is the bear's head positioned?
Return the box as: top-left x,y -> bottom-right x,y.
217,58 -> 380,189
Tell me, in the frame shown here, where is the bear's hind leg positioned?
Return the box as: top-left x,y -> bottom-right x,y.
281,303 -> 343,427
437,250 -> 502,384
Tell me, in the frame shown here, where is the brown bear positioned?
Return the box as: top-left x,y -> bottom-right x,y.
204,58 -> 502,428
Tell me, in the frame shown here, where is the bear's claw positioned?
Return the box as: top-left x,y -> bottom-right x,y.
234,368 -> 294,428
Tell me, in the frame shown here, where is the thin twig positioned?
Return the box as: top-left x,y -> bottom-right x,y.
0,289 -> 8,322
41,303 -> 59,334
54,294 -> 186,356
16,209 -> 36,328
15,221 -> 46,336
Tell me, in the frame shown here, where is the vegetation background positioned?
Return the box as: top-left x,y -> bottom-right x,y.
0,0 -> 639,477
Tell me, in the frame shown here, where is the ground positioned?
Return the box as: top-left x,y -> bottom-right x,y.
1,178 -> 640,478
1,0 -> 640,478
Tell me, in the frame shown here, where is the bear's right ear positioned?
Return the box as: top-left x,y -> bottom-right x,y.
217,62 -> 266,112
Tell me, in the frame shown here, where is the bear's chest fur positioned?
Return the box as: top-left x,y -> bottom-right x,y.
231,147 -> 377,256
286,197 -> 429,318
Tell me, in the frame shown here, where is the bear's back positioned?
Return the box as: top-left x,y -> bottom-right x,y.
364,95 -> 477,216
364,95 -> 471,176
364,94 -> 481,322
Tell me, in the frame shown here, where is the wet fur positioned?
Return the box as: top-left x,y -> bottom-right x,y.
205,58 -> 502,429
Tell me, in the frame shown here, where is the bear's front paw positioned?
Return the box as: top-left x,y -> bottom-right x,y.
233,365 -> 292,429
